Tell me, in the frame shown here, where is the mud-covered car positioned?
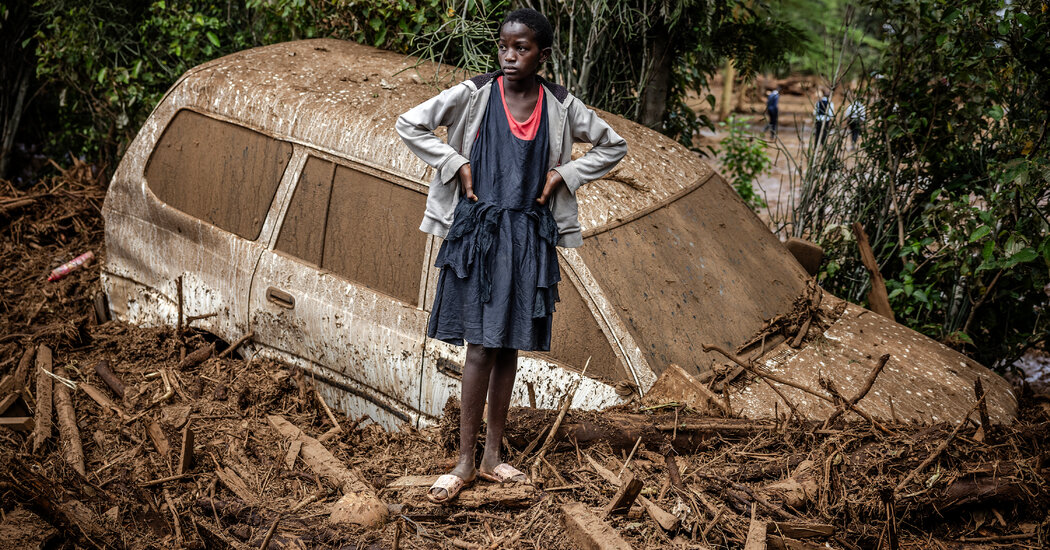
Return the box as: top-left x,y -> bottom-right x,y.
101,39 -> 1015,430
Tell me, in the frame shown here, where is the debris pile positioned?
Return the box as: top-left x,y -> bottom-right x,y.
1,171 -> 1049,549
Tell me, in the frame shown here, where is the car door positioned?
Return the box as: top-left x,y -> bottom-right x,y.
248,149 -> 431,430
105,109 -> 293,344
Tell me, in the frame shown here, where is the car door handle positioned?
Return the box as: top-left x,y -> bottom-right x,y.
266,287 -> 295,309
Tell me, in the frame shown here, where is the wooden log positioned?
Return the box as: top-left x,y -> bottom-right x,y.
0,393 -> 19,415
383,476 -> 539,508
31,345 -> 54,453
178,420 -> 194,475
643,363 -> 727,415
267,414 -> 387,527
507,408 -> 775,454
767,535 -> 827,550
662,446 -> 686,492
1,453 -> 121,548
852,222 -> 894,320
585,453 -> 679,531
0,416 -> 34,431
147,419 -> 171,461
561,501 -> 633,550
761,460 -> 819,509
216,467 -> 256,503
79,382 -> 129,420
0,346 -> 35,395
284,440 -> 302,470
744,506 -> 767,550
603,472 -> 643,517
768,522 -> 835,539
53,366 -> 85,475
93,360 -> 125,398
178,343 -> 215,370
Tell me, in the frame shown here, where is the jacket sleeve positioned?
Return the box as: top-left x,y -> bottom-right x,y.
395,83 -> 472,185
552,98 -> 628,194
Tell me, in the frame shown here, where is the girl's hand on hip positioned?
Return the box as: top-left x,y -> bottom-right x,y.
536,170 -> 564,205
458,163 -> 477,202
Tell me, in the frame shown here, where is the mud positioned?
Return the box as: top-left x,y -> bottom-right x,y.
2,151 -> 1049,549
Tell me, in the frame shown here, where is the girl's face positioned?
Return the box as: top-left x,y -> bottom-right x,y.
498,22 -> 550,82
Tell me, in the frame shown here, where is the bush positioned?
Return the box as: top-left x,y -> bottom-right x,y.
718,115 -> 770,211
774,0 -> 1049,368
26,0 -> 449,173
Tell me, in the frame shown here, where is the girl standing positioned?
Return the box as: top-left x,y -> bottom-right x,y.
396,8 -> 626,502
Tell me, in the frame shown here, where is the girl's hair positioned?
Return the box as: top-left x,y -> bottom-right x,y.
502,8 -> 554,50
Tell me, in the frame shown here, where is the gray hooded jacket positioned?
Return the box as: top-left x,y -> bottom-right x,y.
395,71 -> 627,247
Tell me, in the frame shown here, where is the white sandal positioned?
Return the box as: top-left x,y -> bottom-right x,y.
426,474 -> 470,503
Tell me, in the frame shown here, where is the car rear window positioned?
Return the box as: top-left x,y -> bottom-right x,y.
145,109 -> 292,240
577,177 -> 809,377
276,155 -> 427,306
542,266 -> 625,382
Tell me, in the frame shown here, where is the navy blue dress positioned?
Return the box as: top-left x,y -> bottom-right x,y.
427,78 -> 561,351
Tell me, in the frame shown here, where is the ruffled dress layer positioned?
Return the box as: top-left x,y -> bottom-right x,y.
427,77 -> 561,351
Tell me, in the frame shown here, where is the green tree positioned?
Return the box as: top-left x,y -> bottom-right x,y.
781,0 -> 1049,368
718,115 -> 770,211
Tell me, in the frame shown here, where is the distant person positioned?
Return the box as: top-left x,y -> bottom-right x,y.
764,86 -> 781,138
813,89 -> 834,146
844,100 -> 866,149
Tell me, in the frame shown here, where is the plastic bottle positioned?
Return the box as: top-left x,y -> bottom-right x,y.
48,251 -> 95,282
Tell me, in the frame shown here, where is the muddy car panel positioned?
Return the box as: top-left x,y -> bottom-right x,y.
103,38 -> 1016,429
248,147 -> 431,427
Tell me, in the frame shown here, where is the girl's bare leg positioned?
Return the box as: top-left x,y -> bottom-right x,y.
432,343 -> 496,498
479,347 -> 518,473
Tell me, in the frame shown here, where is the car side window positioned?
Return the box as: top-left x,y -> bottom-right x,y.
145,109 -> 293,240
543,273 -> 623,381
276,156 -> 427,306
275,156 -> 334,266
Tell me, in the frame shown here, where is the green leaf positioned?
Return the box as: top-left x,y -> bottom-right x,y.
987,105 -> 1004,121
1003,248 -> 1038,268
206,31 -> 220,48
969,225 -> 991,242
981,239 -> 995,262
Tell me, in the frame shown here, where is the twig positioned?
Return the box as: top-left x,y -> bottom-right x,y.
259,516 -> 280,549
186,312 -> 218,323
822,353 -> 890,429
219,331 -> 254,358
140,472 -> 199,487
894,394 -> 986,495
314,384 -> 342,432
820,377 -> 891,434
618,436 -> 643,478
693,471 -> 794,520
163,488 -> 182,547
702,344 -> 834,403
177,275 -> 184,335
530,357 -> 589,481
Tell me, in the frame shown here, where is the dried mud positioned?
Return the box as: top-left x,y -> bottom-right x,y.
1,167 -> 1049,549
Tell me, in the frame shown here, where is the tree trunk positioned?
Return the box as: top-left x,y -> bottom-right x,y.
638,29 -> 672,130
1,68 -> 30,178
719,60 -> 736,121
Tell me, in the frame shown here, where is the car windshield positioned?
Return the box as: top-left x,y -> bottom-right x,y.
577,176 -> 809,376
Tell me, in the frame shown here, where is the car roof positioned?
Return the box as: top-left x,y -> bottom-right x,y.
170,38 -> 713,235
